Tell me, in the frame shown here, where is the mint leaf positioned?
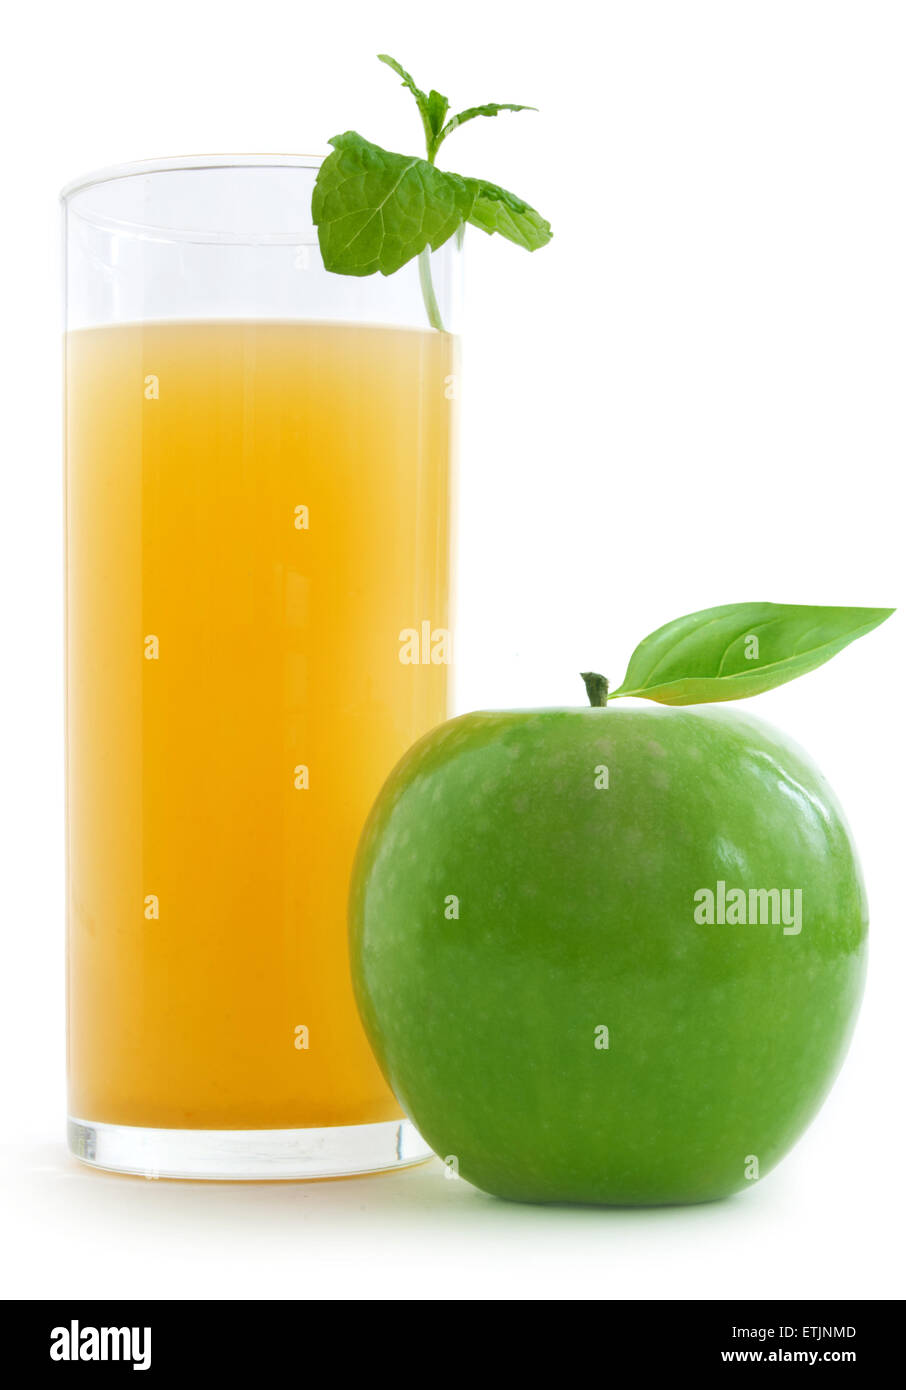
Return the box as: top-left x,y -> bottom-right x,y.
466,178 -> 552,251
377,54 -> 447,151
425,90 -> 450,142
609,602 -> 895,705
312,132 -> 476,276
440,103 -> 536,142
377,54 -> 430,114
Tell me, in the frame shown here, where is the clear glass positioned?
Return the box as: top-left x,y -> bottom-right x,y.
63,156 -> 459,1179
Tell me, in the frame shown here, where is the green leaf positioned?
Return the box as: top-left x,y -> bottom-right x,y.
315,56 -> 551,325
311,132 -> 476,276
425,89 -> 450,141
465,178 -> 552,250
609,602 -> 895,705
377,55 -> 450,150
440,103 -> 536,141
377,53 -> 429,110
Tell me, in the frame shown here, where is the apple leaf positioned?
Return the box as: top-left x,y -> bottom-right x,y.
609,603 -> 895,706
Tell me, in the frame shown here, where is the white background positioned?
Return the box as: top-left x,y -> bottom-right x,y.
1,0 -> 904,1301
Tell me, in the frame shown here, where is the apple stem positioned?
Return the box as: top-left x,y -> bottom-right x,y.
580,672 -> 609,707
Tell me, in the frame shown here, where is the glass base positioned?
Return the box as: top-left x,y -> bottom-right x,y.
67,1115 -> 433,1181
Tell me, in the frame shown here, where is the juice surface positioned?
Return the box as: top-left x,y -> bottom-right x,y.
66,319 -> 454,1128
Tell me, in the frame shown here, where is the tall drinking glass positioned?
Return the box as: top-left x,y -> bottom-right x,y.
63,157 -> 459,1178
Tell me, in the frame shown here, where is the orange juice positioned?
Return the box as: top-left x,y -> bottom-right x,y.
66,319 -> 454,1130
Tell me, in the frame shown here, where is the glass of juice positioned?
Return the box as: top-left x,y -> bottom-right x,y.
62,157 -> 459,1178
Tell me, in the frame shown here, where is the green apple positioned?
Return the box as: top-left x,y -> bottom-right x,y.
349,701 -> 868,1204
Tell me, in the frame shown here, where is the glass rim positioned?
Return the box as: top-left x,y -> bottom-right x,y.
60,153 -> 326,204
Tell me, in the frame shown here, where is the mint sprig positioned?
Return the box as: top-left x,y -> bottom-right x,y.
311,54 -> 552,330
